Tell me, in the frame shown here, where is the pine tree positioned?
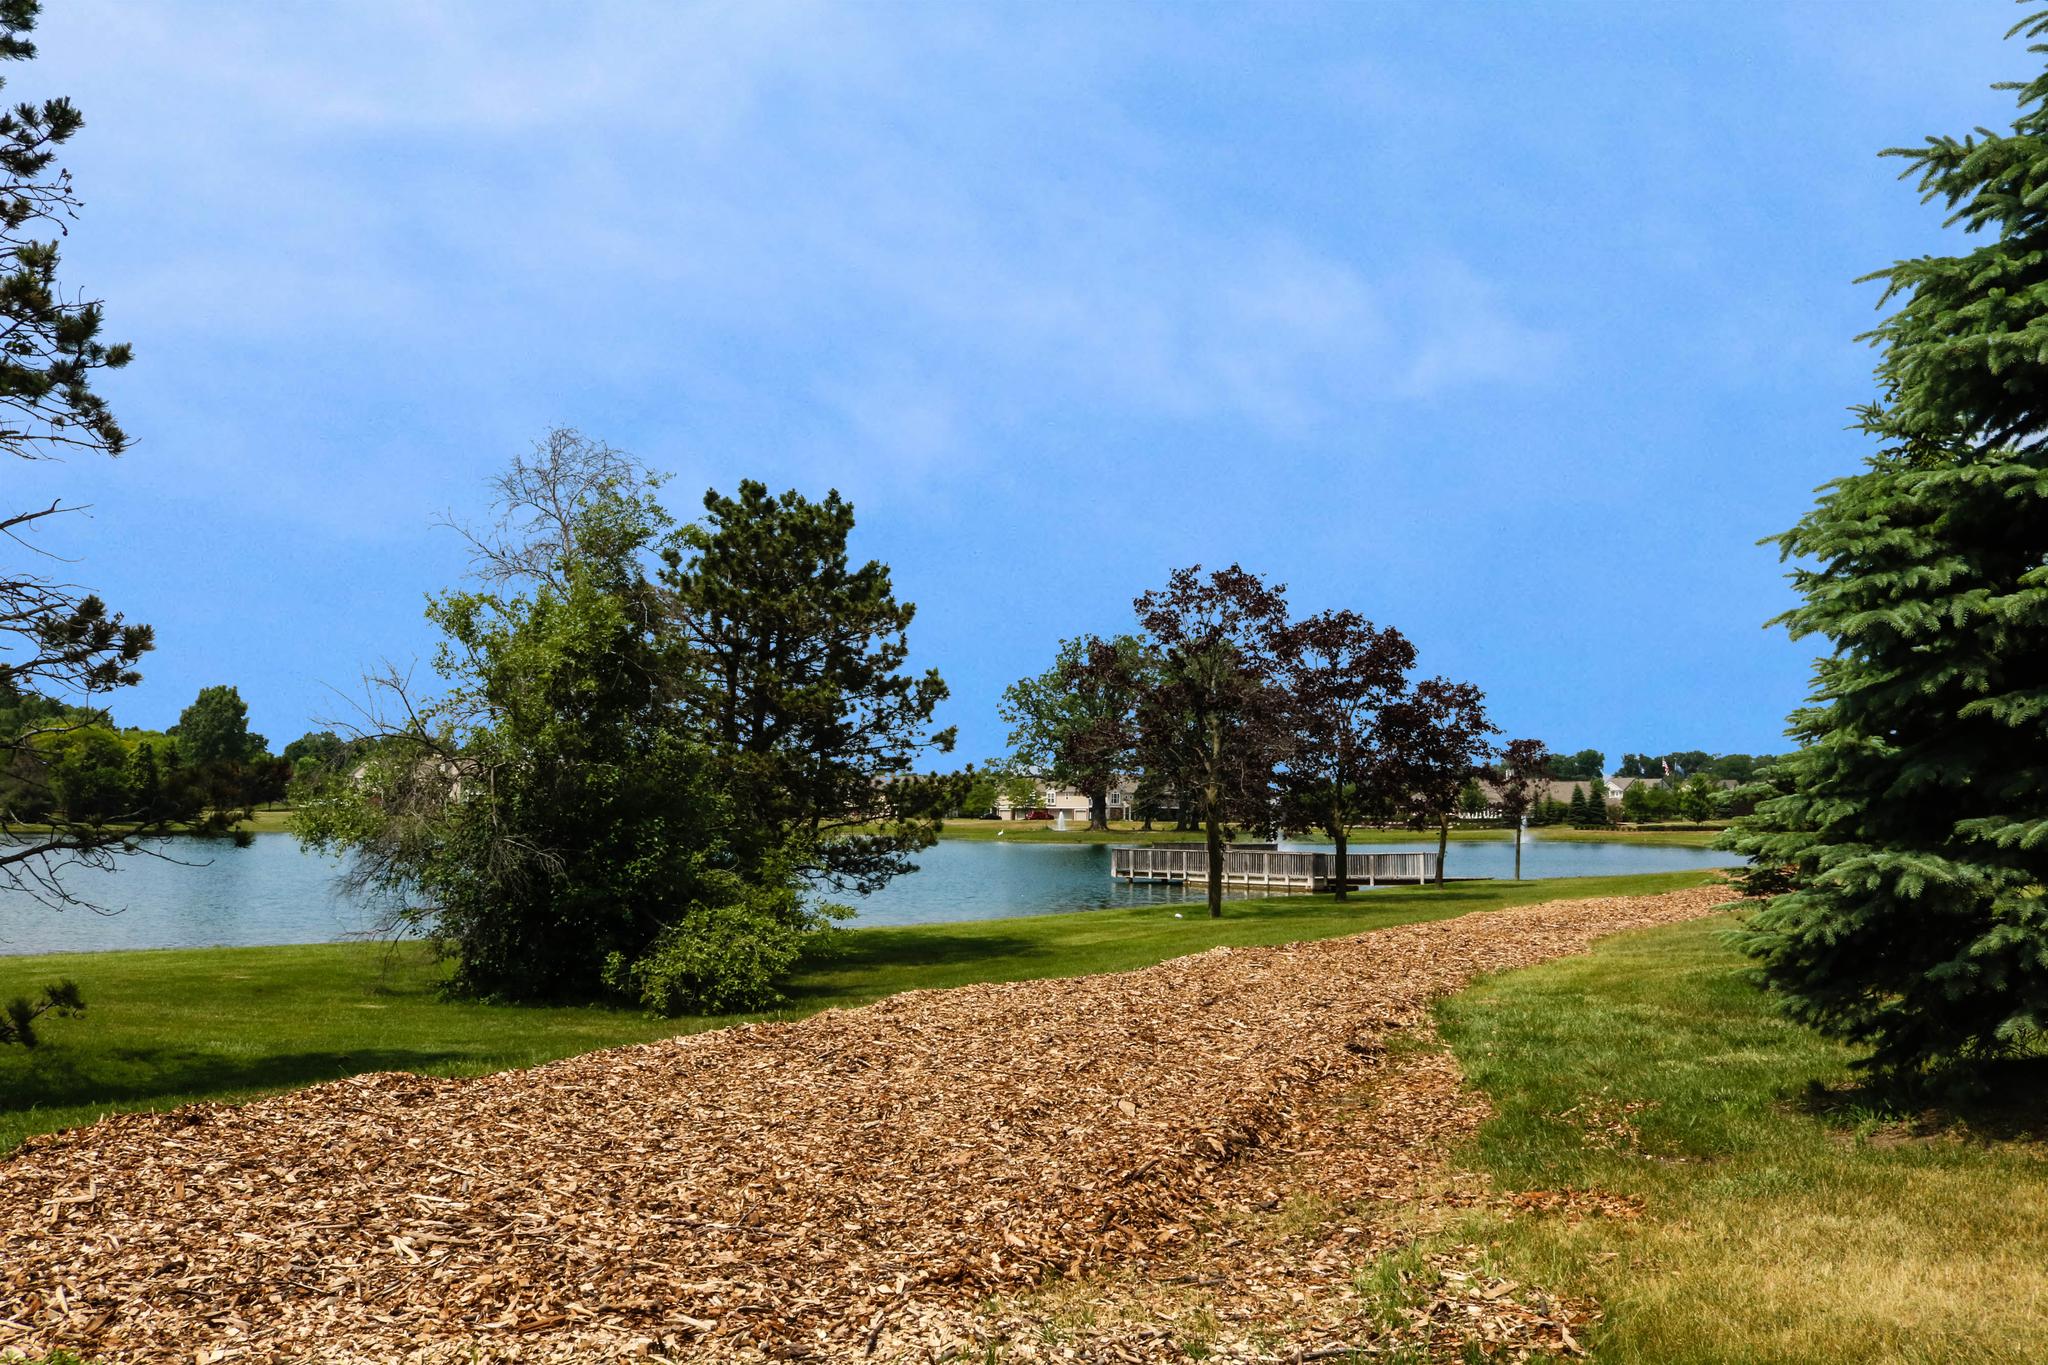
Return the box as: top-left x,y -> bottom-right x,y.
1567,785 -> 1587,824
1583,777 -> 1611,825
1728,11 -> 2048,1083
0,0 -> 161,917
661,479 -> 959,895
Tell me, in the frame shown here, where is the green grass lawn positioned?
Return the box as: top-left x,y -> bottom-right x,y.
228,805 -> 295,834
1436,915 -> 2048,1364
1522,825 -> 1725,848
0,869 -> 1714,1156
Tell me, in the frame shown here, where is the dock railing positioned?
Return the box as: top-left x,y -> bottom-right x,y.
1109,845 -> 1438,889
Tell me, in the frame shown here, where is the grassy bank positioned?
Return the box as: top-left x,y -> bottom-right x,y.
228,806 -> 294,834
1436,916 -> 2048,1363
0,870 -> 1714,1156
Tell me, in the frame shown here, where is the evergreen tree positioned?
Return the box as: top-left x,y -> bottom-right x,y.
1567,785 -> 1588,824
1728,12 -> 2048,1082
0,0 -> 170,918
661,479 -> 959,894
1583,775 -> 1611,825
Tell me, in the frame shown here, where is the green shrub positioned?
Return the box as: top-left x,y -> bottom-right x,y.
604,886 -> 843,1016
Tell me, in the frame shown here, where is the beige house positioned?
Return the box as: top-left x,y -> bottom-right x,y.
993,776 -> 1138,822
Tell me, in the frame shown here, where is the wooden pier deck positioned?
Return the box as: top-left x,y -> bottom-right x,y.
1109,845 -> 1438,891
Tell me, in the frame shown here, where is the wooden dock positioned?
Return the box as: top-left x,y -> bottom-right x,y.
1109,845 -> 1438,891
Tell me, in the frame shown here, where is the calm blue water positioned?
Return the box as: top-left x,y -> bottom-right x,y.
835,836 -> 1740,926
0,833 -> 1741,955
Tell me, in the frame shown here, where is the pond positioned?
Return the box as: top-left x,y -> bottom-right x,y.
0,833 -> 1743,955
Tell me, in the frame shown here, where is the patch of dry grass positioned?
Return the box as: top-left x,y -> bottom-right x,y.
1439,915 -> 2048,1364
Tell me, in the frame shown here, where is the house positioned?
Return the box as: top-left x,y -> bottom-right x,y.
992,776 -> 1140,822
1480,774 -> 1669,809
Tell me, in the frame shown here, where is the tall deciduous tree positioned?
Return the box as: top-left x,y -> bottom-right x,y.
661,480 -> 957,894
1274,611 -> 1414,901
295,453 -> 759,1004
1001,634 -> 1145,831
1382,678 -> 1497,886
172,685 -> 265,767
1132,564 -> 1288,918
1548,749 -> 1606,781
1494,739 -> 1551,881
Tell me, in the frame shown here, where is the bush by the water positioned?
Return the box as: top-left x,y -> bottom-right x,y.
603,885 -> 844,1016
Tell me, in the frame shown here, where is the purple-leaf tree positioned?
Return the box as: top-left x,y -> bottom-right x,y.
1381,677 -> 1498,886
1132,564 -> 1289,918
1274,610 -> 1415,901
1493,738 -> 1553,881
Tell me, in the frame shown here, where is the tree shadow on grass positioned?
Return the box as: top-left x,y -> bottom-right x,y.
2,1044 -> 505,1116
1794,1055 -> 2048,1144
783,926 -> 1047,1001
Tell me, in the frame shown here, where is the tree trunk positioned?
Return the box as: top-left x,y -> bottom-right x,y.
1205,714 -> 1226,918
1089,789 -> 1109,832
1435,814 -> 1449,887
1205,810 -> 1225,918
1332,815 -> 1348,902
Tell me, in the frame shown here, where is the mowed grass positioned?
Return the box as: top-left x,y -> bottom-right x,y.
1437,916 -> 2048,1364
227,806 -> 295,834
0,870 -> 1712,1155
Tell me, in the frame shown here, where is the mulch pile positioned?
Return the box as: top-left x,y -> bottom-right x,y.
0,885 -> 1730,1362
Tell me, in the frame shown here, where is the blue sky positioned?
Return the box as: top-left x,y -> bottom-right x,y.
16,0 -> 2023,765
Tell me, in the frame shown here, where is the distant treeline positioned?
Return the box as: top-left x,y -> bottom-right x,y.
0,681 -> 336,826
1544,748 -> 1782,783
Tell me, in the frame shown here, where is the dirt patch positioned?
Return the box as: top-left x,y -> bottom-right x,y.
0,886 -> 1729,1362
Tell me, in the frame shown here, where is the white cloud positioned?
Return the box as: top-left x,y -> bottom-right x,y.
43,0 -> 1566,511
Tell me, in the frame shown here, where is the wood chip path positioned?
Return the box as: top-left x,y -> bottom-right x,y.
0,885 -> 1731,1362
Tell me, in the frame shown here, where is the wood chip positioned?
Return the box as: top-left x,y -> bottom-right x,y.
0,886 -> 1729,1361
